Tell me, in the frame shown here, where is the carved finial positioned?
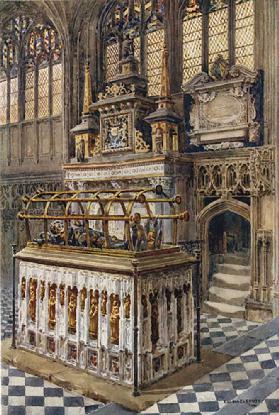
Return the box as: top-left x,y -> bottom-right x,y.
82,62 -> 93,115
160,39 -> 170,99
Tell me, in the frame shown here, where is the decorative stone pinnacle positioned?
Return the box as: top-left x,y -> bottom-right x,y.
83,62 -> 93,115
160,40 -> 171,99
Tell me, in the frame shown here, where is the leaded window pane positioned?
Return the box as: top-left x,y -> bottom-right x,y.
25,71 -> 35,120
183,13 -> 202,83
10,77 -> 18,123
52,63 -> 62,116
235,0 -> 254,69
146,28 -> 164,96
208,6 -> 229,65
38,67 -> 49,118
106,42 -> 119,81
0,80 -> 7,125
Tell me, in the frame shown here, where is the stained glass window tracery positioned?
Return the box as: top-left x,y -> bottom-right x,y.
0,15 -> 62,126
0,79 -> 7,125
102,0 -> 165,96
182,0 -> 255,83
208,4 -> 229,65
235,0 -> 254,69
183,11 -> 202,83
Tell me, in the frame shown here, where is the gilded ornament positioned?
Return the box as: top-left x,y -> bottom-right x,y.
130,212 -> 147,251
89,290 -> 99,339
48,285 -> 56,330
101,290 -> 107,316
40,281 -> 45,301
80,287 -> 87,312
68,289 -> 77,333
28,279 -> 37,322
110,294 -> 120,344
21,277 -> 26,299
59,284 -> 65,306
124,294 -> 131,319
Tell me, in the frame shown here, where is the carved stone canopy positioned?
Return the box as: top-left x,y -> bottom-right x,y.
182,61 -> 261,147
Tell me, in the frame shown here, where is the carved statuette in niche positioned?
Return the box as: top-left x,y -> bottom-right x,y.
165,288 -> 172,312
21,277 -> 26,299
175,288 -> 183,334
149,292 -> 159,351
28,279 -> 37,322
48,284 -> 56,330
40,281 -> 45,301
101,290 -> 107,316
141,295 -> 148,318
110,294 -> 120,344
124,294 -> 131,319
59,284 -> 65,306
80,287 -> 87,312
89,290 -> 99,339
68,288 -> 77,334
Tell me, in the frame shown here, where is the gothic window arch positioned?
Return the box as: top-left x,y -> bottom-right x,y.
182,0 -> 255,83
0,15 -> 62,126
101,0 -> 165,96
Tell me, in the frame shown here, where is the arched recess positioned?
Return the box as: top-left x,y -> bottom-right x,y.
197,198 -> 251,300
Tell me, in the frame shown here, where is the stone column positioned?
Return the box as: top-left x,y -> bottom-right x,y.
255,0 -> 279,316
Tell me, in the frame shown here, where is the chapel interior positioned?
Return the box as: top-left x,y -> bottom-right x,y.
0,0 -> 278,332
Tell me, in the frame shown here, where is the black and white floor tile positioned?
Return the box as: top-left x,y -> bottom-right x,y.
141,335 -> 279,415
1,362 -> 105,415
198,314 -> 259,349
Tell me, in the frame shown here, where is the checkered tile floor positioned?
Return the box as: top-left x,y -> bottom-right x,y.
1,362 -> 105,415
198,314 -> 259,349
1,287 -> 273,415
141,335 -> 279,414
249,389 -> 279,413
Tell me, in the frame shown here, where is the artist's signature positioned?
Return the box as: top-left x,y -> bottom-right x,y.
224,399 -> 260,406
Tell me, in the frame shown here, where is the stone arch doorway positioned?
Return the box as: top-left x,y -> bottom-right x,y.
197,198 -> 251,316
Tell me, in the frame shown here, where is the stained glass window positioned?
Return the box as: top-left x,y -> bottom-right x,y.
52,63 -> 62,116
25,71 -> 35,120
183,13 -> 202,83
182,0 -> 255,82
208,4 -> 229,65
103,0 -> 164,96
0,80 -> 7,125
235,0 -> 254,69
105,42 -> 119,81
146,29 -> 164,96
1,16 -> 62,126
10,77 -> 18,123
38,67 -> 49,118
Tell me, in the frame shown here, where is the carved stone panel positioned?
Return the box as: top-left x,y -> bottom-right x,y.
182,61 -> 261,146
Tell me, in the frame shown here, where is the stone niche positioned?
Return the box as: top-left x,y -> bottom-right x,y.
16,244 -> 194,387
182,58 -> 261,149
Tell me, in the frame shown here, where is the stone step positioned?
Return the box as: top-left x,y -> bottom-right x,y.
212,272 -> 251,290
216,263 -> 251,276
203,300 -> 245,318
208,286 -> 249,307
222,254 -> 250,266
